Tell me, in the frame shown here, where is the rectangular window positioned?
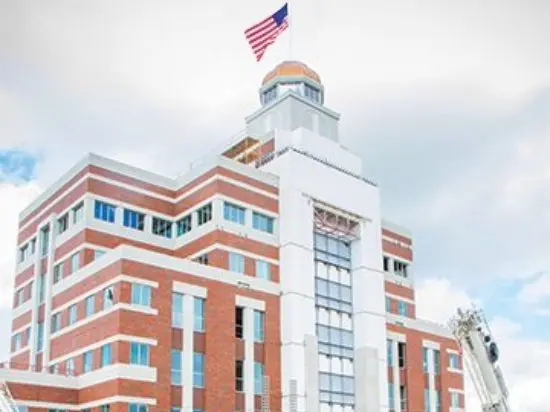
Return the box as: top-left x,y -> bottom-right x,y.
85,295 -> 95,317
123,209 -> 145,231
383,256 -> 390,272
195,254 -> 209,265
254,310 -> 265,342
435,390 -> 441,412
224,202 -> 245,224
171,349 -> 182,384
51,313 -> 61,333
424,388 -> 431,412
57,214 -> 68,234
193,352 -> 205,387
53,262 -> 63,284
172,293 -> 184,328
94,249 -> 106,260
130,342 -> 149,366
131,283 -> 151,307
387,339 -> 393,367
73,202 -> 84,224
40,225 -> 50,256
434,349 -> 440,375
194,297 -> 205,332
70,252 -> 80,273
400,385 -> 407,411
254,362 -> 264,395
398,301 -> 408,316
388,383 -> 395,410
449,353 -> 460,369
18,245 -> 27,263
128,405 -> 148,412
68,304 -> 77,325
38,273 -> 45,303
235,307 -> 244,338
83,350 -> 93,373
229,252 -> 245,273
422,347 -> 430,373
103,286 -> 115,309
13,333 -> 21,351
450,392 -> 460,407
29,238 -> 36,255
197,203 -> 212,226
394,260 -> 408,277
252,212 -> 274,233
398,342 -> 406,368
94,200 -> 116,223
255,260 -> 271,280
176,215 -> 191,236
66,357 -> 75,376
101,344 -> 112,367
235,360 -> 244,391
385,296 -> 392,312
152,217 -> 172,238
100,406 -> 110,412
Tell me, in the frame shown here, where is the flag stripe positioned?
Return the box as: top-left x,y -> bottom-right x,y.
244,3 -> 289,62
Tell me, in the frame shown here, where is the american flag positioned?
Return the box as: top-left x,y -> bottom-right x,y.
245,3 -> 289,62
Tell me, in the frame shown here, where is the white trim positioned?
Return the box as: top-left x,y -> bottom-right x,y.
386,313 -> 453,338
422,339 -> 441,350
52,241 -> 90,268
236,295 -> 266,311
10,346 -> 29,358
386,293 -> 414,305
77,364 -> 157,388
384,272 -> 414,289
14,256 -> 34,276
14,276 -> 34,293
188,242 -> 279,265
386,331 -> 406,342
12,301 -> 32,320
447,367 -> 463,375
382,235 -> 413,250
50,303 -> 158,340
446,348 -> 459,354
11,323 -> 30,337
218,193 -> 278,218
173,281 -> 208,298
15,395 -> 157,410
50,334 -> 158,364
448,388 -> 465,394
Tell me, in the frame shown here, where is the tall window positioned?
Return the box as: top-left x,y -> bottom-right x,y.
224,202 -> 245,224
38,273 -> 45,303
387,339 -> 393,367
131,283 -> 151,307
394,260 -> 408,277
229,252 -> 245,273
57,214 -> 68,234
171,349 -> 182,384
152,217 -> 172,238
385,296 -> 392,312
398,301 -> 408,316
423,347 -> 429,372
103,286 -> 115,309
101,344 -> 112,367
99,406 -> 110,412
433,349 -> 441,375
197,203 -> 212,226
51,313 -> 61,333
255,260 -> 271,280
40,225 -> 50,256
68,304 -> 77,325
83,350 -> 93,373
70,252 -> 80,273
235,360 -> 244,392
252,212 -> 274,233
254,362 -> 264,394
424,388 -> 431,412
66,358 -> 75,376
194,297 -> 205,332
123,209 -> 145,231
193,353 -> 205,387
128,405 -> 148,412
130,342 -> 149,366
400,385 -> 407,411
449,353 -> 460,369
172,293 -> 183,328
398,342 -> 406,368
85,295 -> 95,317
450,392 -> 460,407
388,383 -> 395,410
53,262 -> 63,284
176,215 -> 191,236
94,200 -> 116,223
435,390 -> 441,412
235,307 -> 244,338
254,310 -> 265,342
73,202 -> 84,224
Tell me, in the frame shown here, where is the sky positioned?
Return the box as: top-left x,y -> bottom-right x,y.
0,0 -> 549,410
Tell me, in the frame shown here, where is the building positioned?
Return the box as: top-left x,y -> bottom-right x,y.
3,61 -> 465,412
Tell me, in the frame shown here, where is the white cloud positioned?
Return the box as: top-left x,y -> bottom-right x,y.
517,271 -> 550,305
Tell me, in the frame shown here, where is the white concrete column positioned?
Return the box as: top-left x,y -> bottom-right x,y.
41,215 -> 58,368
182,294 -> 195,412
144,214 -> 153,235
28,225 -> 44,370
114,205 -> 124,226
244,306 -> 255,412
392,340 -> 401,412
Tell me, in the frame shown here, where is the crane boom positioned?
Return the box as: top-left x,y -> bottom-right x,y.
449,305 -> 512,412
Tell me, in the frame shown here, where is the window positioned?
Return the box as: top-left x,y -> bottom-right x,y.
400,385 -> 407,411
131,283 -> 151,307
194,297 -> 205,332
387,339 -> 393,367
130,342 -> 149,366
195,254 -> 208,265
18,245 -> 27,263
73,202 -> 84,224
103,286 -> 115,309
449,353 -> 460,369
66,358 -> 75,376
197,203 -> 212,226
172,293 -> 184,328
235,360 -> 244,391
385,296 -> 392,312
85,295 -> 95,317
398,342 -> 406,368
193,352 -> 205,387
94,249 -> 106,260
171,349 -> 182,384
94,200 -> 116,223
176,215 -> 191,236
38,273 -> 45,303
252,212 -> 274,233
255,260 -> 271,280
53,262 -> 63,284
152,217 -> 172,238
101,344 -> 112,367
70,252 -> 80,273
450,392 -> 460,407
224,202 -> 245,224
435,390 -> 441,412
128,405 -> 148,412
57,214 -> 68,234
383,256 -> 390,272
51,313 -> 61,333
123,209 -> 145,231
13,333 -> 21,351
254,362 -> 264,395
235,307 -> 244,338
388,383 -> 395,410
424,388 -> 431,412
40,225 -> 50,256
30,238 -> 36,255
398,301 -> 408,316
229,252 -> 245,273
423,347 -> 429,372
434,349 -> 440,375
394,260 -> 408,277
14,406 -> 28,412
83,350 -> 93,373
100,406 -> 110,412
68,304 -> 77,325
254,310 -> 265,342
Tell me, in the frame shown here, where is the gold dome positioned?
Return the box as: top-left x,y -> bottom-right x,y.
262,61 -> 321,86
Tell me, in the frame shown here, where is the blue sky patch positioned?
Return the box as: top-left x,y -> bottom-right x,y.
0,150 -> 38,182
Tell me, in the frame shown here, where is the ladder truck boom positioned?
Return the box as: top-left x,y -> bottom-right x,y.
449,305 -> 512,412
